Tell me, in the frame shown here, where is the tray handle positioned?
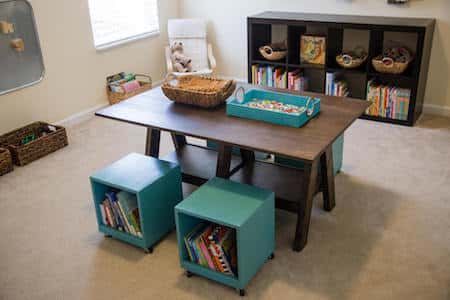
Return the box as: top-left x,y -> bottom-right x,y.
305,97 -> 316,117
234,86 -> 246,103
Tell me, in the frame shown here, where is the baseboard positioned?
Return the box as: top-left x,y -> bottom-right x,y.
55,103 -> 108,127
423,103 -> 450,118
55,79 -> 165,128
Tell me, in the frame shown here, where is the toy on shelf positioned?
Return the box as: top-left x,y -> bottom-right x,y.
372,46 -> 413,74
259,42 -> 287,61
336,46 -> 368,69
300,35 -> 326,65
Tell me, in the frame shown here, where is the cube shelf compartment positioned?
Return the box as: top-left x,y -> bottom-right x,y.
90,153 -> 182,252
175,177 -> 275,295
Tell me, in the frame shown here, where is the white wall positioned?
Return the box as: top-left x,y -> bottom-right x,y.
180,0 -> 450,110
0,0 -> 179,133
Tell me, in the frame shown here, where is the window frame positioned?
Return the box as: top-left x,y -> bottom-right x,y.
87,0 -> 161,51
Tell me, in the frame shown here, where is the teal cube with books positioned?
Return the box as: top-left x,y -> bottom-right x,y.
90,153 -> 182,253
175,177 -> 275,296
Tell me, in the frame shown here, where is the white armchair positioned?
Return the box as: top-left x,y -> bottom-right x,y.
165,19 -> 216,77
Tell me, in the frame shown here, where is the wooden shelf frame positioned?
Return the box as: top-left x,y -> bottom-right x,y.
247,12 -> 435,126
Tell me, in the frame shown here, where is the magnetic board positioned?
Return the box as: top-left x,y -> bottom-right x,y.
0,0 -> 44,95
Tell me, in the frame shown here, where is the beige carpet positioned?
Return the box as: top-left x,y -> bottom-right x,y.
0,115 -> 449,300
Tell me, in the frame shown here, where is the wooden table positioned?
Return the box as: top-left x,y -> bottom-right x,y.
96,84 -> 368,252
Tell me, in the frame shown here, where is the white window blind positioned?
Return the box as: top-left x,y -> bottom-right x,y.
88,0 -> 160,49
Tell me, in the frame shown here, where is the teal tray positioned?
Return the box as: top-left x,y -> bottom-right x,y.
226,88 -> 321,128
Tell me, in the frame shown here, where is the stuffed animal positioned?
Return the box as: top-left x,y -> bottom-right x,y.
170,41 -> 192,73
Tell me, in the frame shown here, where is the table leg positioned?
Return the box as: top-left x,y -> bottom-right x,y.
145,128 -> 161,158
216,143 -> 232,178
293,159 -> 319,252
320,146 -> 336,211
171,134 -> 187,150
239,148 -> 255,163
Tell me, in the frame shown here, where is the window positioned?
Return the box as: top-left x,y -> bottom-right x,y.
88,0 -> 160,50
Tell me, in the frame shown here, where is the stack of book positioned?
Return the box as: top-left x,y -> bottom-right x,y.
287,69 -> 308,91
251,64 -> 287,89
184,223 -> 238,277
366,80 -> 410,120
99,190 -> 142,238
325,72 -> 349,97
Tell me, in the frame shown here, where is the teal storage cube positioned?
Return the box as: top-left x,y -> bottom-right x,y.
275,134 -> 344,175
90,153 -> 183,252
175,177 -> 275,295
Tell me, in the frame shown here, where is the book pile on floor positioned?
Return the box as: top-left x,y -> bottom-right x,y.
366,80 -> 411,120
99,190 -> 142,238
326,72 -> 349,97
287,69 -> 308,91
184,223 -> 238,276
251,64 -> 287,89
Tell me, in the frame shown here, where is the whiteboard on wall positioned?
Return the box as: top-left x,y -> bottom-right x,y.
0,0 -> 44,95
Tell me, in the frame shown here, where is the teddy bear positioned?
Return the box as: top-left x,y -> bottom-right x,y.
170,41 -> 193,73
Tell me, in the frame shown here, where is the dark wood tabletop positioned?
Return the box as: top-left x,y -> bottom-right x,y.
96,83 -> 369,162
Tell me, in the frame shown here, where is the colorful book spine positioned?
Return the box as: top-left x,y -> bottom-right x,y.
366,81 -> 411,120
99,203 -> 107,225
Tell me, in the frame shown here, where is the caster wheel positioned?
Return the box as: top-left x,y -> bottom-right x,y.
186,271 -> 193,278
269,253 -> 275,260
144,247 -> 153,254
239,289 -> 246,297
104,235 -> 112,238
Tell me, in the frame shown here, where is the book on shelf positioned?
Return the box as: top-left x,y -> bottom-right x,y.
100,190 -> 142,237
288,69 -> 308,91
251,64 -> 287,89
325,72 -> 349,97
366,80 -> 410,121
184,222 -> 238,276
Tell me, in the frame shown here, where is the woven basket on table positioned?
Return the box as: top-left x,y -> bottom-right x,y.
107,74 -> 152,105
0,122 -> 68,166
372,56 -> 412,74
0,147 -> 13,176
161,75 -> 236,108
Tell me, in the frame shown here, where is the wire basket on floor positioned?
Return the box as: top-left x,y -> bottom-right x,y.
0,122 -> 68,166
107,74 -> 152,105
0,147 -> 13,176
161,75 -> 236,108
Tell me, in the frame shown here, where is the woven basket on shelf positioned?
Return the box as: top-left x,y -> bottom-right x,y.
336,54 -> 367,69
0,147 -> 13,176
258,43 -> 287,61
0,122 -> 68,166
107,74 -> 152,105
161,75 -> 236,108
372,56 -> 412,74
